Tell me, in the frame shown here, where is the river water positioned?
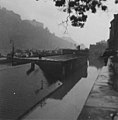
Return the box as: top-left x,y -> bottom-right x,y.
23,56 -> 105,120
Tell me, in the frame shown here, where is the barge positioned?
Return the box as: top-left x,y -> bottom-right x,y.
12,54 -> 88,80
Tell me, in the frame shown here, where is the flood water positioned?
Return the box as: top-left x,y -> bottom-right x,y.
23,55 -> 105,120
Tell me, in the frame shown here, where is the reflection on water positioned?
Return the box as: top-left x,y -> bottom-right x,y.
50,63 -> 87,100
0,55 -> 105,120
89,54 -> 105,69
24,55 -> 104,120
0,64 -> 53,119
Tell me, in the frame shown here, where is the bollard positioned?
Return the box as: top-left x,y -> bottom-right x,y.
41,80 -> 43,90
31,62 -> 35,71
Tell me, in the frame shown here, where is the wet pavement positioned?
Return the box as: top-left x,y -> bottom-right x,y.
78,63 -> 118,120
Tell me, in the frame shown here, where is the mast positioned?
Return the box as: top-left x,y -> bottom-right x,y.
10,39 -> 15,65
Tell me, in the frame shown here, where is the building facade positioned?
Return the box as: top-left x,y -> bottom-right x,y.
89,40 -> 107,56
108,14 -> 118,50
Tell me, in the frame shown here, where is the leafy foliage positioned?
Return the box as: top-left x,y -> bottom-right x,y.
36,0 -> 117,27
53,0 -> 108,27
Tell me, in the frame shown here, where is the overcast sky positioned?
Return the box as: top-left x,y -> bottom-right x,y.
0,0 -> 117,47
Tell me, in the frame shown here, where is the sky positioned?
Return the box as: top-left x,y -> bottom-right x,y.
0,0 -> 118,47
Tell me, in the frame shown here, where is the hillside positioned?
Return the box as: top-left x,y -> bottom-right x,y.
0,8 -> 76,53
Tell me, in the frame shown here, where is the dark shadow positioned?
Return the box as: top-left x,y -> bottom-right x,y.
36,56 -> 88,84
34,56 -> 88,100
26,63 -> 35,75
101,49 -> 117,66
49,60 -> 88,100
108,63 -> 118,92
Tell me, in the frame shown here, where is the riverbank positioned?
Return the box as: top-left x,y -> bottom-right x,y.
78,64 -> 118,119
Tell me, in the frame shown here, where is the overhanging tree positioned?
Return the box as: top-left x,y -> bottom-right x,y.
36,0 -> 118,28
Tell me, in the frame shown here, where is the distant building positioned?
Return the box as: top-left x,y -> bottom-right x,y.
80,44 -> 86,50
108,14 -> 118,50
89,41 -> 107,56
